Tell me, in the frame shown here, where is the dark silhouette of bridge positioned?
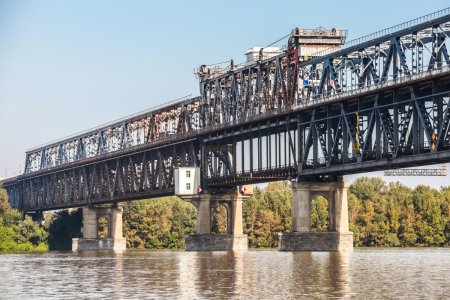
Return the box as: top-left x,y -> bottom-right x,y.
3,8 -> 450,251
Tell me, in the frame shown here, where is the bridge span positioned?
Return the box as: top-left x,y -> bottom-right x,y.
3,8 -> 450,251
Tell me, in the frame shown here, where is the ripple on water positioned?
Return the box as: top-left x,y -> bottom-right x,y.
0,249 -> 448,299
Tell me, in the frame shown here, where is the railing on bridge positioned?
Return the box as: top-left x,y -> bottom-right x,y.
312,7 -> 450,57
23,95 -> 201,174
196,11 -> 450,130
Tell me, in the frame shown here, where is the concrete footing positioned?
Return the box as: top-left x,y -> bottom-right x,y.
280,179 -> 354,252
183,187 -> 251,251
279,232 -> 353,251
72,204 -> 126,251
185,234 -> 248,251
72,238 -> 126,251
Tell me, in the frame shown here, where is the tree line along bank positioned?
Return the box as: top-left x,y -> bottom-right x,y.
0,177 -> 449,251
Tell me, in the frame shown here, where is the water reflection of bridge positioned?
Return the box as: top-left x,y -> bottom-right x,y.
175,252 -> 350,298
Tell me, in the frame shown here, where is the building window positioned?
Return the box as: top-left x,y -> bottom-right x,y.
186,183 -> 191,190
186,170 -> 191,178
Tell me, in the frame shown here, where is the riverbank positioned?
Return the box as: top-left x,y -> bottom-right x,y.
2,245 -> 449,254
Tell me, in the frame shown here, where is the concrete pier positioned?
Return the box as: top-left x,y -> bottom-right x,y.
183,187 -> 250,251
279,178 -> 353,251
72,203 -> 126,251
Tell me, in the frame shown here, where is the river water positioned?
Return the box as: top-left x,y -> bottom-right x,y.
0,249 -> 448,299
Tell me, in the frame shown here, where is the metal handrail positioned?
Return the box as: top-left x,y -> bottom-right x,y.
26,94 -> 195,152
309,7 -> 450,57
198,7 -> 450,80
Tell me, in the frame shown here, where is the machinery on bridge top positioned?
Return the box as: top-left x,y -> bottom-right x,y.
195,26 -> 347,79
2,7 -> 450,212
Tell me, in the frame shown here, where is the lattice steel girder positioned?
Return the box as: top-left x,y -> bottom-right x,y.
197,12 -> 450,129
7,140 -> 200,211
296,83 -> 450,168
202,75 -> 450,186
23,96 -> 201,174
384,167 -> 447,176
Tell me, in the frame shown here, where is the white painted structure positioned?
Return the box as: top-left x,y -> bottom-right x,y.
245,47 -> 281,63
174,167 -> 201,195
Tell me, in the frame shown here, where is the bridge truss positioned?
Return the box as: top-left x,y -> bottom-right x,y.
3,8 -> 450,211
200,9 -> 450,183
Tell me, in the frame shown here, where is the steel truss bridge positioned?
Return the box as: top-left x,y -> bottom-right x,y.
3,8 -> 450,212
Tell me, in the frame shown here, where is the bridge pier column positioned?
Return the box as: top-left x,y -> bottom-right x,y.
183,187 -> 250,251
279,178 -> 353,251
72,203 -> 126,251
193,193 -> 212,234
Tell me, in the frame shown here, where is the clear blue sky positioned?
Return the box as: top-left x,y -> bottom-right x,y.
1,0 -> 449,187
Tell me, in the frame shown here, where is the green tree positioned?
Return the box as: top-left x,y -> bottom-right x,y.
17,216 -> 48,246
0,225 -> 19,251
0,185 -> 49,251
412,186 -> 446,246
251,209 -> 282,248
349,177 -> 387,202
97,216 -> 109,238
47,209 -> 82,250
440,187 -> 450,245
123,197 -> 196,249
243,182 -> 291,248
311,196 -> 329,232
0,186 -> 10,216
212,204 -> 227,234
